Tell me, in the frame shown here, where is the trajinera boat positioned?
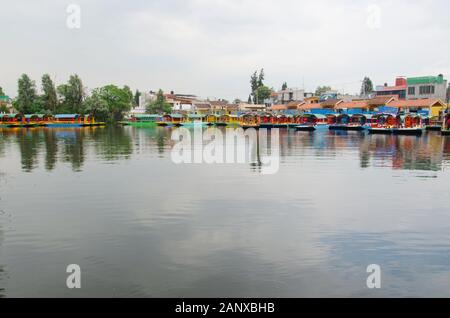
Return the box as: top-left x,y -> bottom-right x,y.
368,113 -> 396,134
121,114 -> 161,127
295,114 -> 322,131
45,114 -> 105,127
392,114 -> 423,135
240,114 -> 259,129
181,114 -> 208,127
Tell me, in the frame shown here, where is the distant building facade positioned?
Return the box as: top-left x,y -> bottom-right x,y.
406,75 -> 447,101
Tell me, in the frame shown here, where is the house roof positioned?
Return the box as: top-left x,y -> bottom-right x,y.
336,101 -> 369,109
285,101 -> 304,109
368,95 -> 398,106
387,98 -> 446,108
320,99 -> 343,108
298,103 -> 323,110
194,103 -> 211,109
376,85 -> 407,92
270,104 -> 287,111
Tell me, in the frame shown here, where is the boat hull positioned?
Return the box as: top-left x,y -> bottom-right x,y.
368,128 -> 393,134
329,124 -> 364,131
296,125 -> 316,131
392,128 -> 423,135
441,130 -> 450,135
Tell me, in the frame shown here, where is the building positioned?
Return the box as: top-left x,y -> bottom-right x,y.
376,77 -> 407,99
388,98 -> 446,117
277,88 -> 306,104
406,75 -> 447,101
130,91 -> 157,114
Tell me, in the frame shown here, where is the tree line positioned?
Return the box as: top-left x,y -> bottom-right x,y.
5,74 -> 139,122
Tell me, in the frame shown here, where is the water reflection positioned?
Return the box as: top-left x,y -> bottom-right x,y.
0,127 -> 450,173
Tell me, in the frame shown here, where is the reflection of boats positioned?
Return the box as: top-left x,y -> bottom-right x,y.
368,114 -> 396,134
240,114 -> 259,129
442,114 -> 450,135
121,114 -> 161,127
392,114 -> 423,135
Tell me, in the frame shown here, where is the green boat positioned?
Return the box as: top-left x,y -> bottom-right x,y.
121,114 -> 162,127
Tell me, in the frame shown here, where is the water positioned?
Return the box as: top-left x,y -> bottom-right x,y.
0,126 -> 450,297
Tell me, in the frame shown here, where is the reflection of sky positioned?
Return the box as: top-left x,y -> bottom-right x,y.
0,127 -> 450,297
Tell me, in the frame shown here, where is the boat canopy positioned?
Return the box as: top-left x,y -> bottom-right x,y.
188,114 -> 205,119
170,114 -> 184,119
55,114 -> 80,119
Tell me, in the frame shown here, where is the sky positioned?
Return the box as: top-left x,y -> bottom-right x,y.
0,0 -> 449,100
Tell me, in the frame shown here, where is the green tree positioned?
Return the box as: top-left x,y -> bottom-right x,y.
257,68 -> 265,87
97,85 -> 133,121
146,89 -> 172,114
315,86 -> 332,97
0,86 -> 4,96
16,74 -> 37,114
250,69 -> 268,104
360,77 -> 374,96
255,85 -> 272,104
134,89 -> 141,107
57,74 -> 85,113
41,74 -> 58,113
247,94 -> 252,104
83,88 -> 108,121
282,82 -> 288,90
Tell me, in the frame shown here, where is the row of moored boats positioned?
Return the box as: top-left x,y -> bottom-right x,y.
0,114 -> 105,128
122,113 -> 450,135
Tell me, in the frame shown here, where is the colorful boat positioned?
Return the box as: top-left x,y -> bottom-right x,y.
296,114 -> 319,131
205,114 -> 218,126
156,114 -> 175,126
368,114 -> 396,134
346,114 -> 370,131
121,114 -> 161,127
273,115 -> 289,128
46,114 -> 105,127
0,114 -> 42,128
226,115 -> 240,127
329,114 -> 352,130
181,114 -> 208,127
392,114 -> 423,135
259,113 -> 275,128
423,115 -> 442,131
239,114 -> 259,129
442,114 -> 450,135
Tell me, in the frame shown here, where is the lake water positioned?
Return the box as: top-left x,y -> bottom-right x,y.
1,126 -> 450,297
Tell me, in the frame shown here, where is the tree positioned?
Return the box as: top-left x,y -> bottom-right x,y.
98,85 -> 133,121
57,74 -> 85,113
282,82 -> 288,90
255,85 -> 272,104
257,68 -> 265,87
134,89 -> 141,107
41,74 -> 58,113
315,86 -> 332,97
0,86 -> 4,96
250,69 -> 268,104
248,94 -> 252,104
83,88 -> 108,120
146,89 -> 172,114
16,74 -> 37,114
360,77 -> 374,97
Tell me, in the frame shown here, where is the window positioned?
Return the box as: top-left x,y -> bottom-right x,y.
408,87 -> 415,95
419,85 -> 435,95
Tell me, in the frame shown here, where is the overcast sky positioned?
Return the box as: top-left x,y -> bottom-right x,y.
0,0 -> 449,100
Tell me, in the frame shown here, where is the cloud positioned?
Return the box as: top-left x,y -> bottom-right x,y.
0,0 -> 449,100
